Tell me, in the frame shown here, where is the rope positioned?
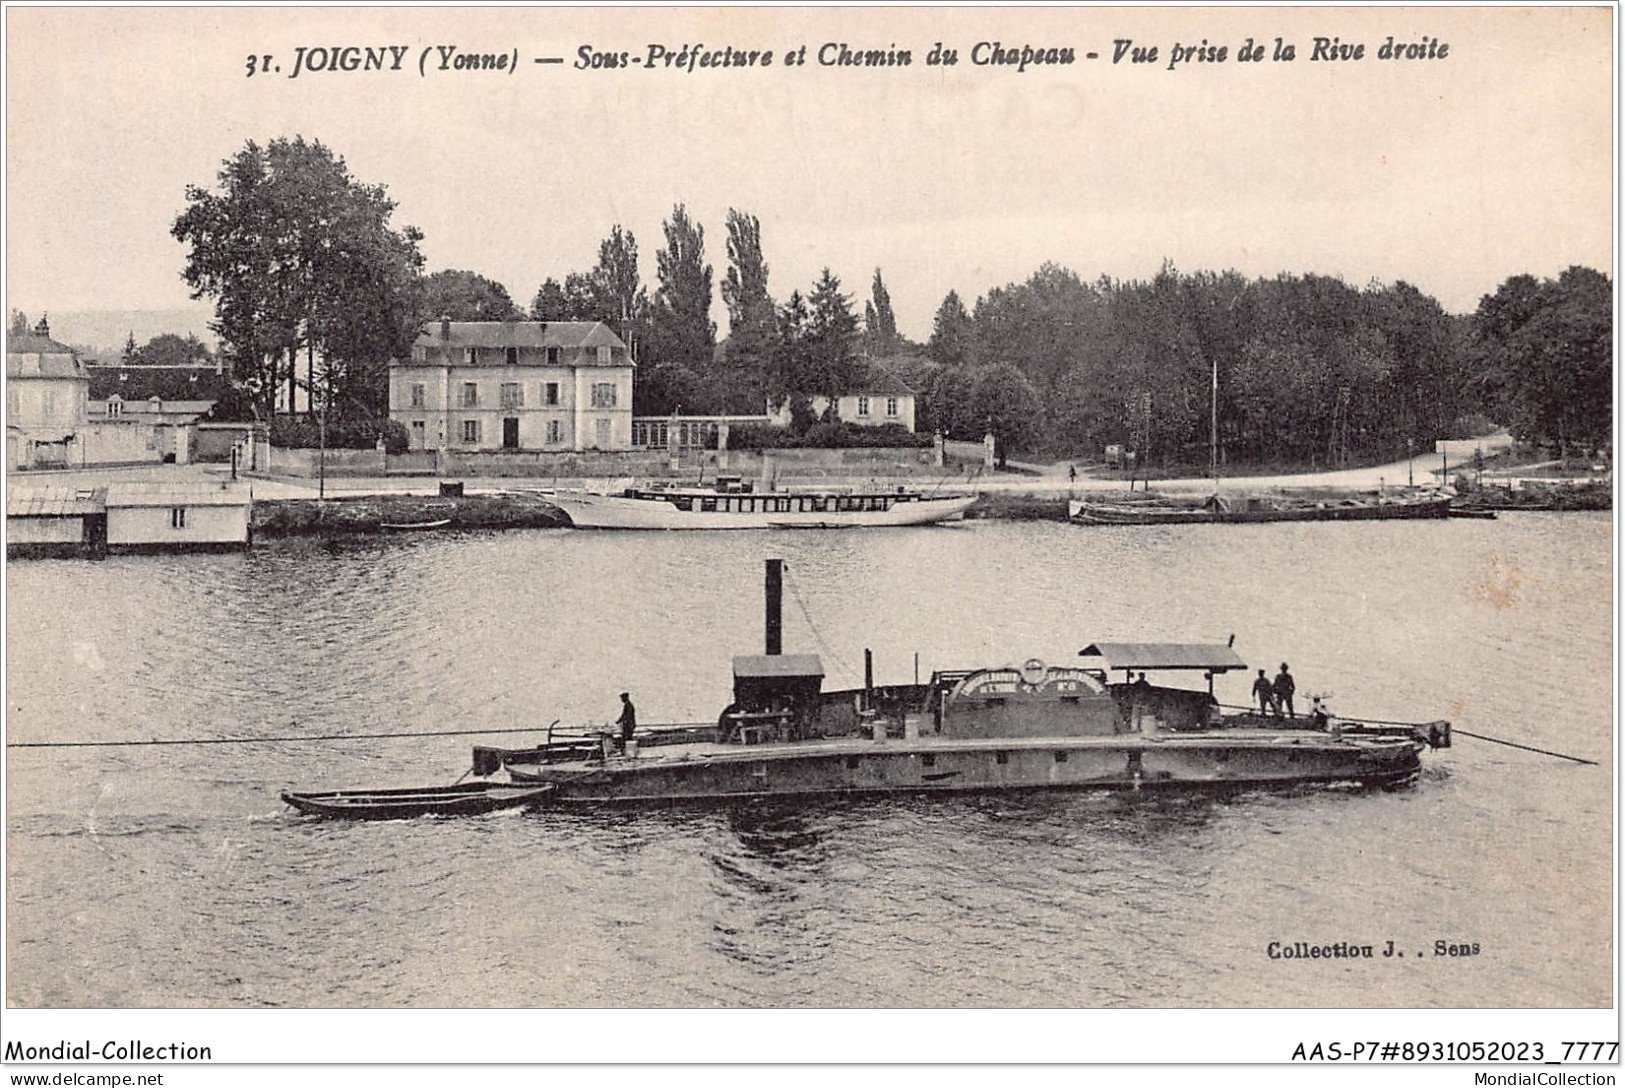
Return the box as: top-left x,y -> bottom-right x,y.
1452,729 -> 1598,766
1218,702 -> 1598,765
782,569 -> 855,679
5,721 -> 721,751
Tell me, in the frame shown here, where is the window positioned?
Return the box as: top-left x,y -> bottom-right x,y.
996,751 -> 1009,765
596,345 -> 612,365
546,420 -> 562,444
465,347 -> 478,365
462,419 -> 480,444
107,398 -> 123,418
857,395 -> 870,417
461,382 -> 479,408
886,396 -> 899,417
410,383 -> 426,408
499,382 -> 522,408
410,420 -> 426,448
594,418 -> 612,448
505,347 -> 518,366
170,508 -> 187,529
546,347 -> 561,366
590,383 -> 617,408
544,382 -> 559,406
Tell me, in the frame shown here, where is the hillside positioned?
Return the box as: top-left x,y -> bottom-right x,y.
43,306 -> 216,361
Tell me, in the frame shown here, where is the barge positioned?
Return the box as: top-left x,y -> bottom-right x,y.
1069,489 -> 1453,526
471,561 -> 1450,805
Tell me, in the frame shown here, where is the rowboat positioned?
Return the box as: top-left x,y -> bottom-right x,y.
379,518 -> 452,531
281,781 -> 554,820
549,477 -> 976,530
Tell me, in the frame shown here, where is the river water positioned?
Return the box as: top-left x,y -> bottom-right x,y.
4,514 -> 1613,1010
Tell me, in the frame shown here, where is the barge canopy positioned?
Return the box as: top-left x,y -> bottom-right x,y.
1079,643 -> 1249,674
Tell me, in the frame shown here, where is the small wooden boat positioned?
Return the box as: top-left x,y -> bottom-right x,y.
379,518 -> 453,531
1447,507 -> 1498,520
281,781 -> 554,820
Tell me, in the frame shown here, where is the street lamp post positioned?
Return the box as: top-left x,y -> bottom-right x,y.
317,383 -> 327,501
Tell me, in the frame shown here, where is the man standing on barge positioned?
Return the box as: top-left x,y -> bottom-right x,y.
1253,669 -> 1276,716
1273,664 -> 1296,719
616,692 -> 637,754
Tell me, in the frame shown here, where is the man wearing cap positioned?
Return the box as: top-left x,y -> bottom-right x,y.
1252,668 -> 1276,716
1273,663 -> 1296,719
615,692 -> 637,754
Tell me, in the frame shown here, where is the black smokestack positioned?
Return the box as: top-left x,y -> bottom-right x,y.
765,559 -> 783,655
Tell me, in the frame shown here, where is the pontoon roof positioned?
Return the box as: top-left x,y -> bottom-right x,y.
733,654 -> 825,679
1079,643 -> 1248,673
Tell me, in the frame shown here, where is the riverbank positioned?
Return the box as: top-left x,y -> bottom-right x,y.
253,492 -> 568,536
1454,481 -> 1612,511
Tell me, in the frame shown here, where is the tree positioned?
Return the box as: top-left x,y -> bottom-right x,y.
968,362 -> 1044,465
529,226 -> 649,347
720,209 -> 774,412
530,278 -> 571,321
926,290 -> 974,368
131,333 -> 214,368
10,310 -> 31,337
418,270 -> 521,322
173,136 -> 424,419
1474,266 -> 1612,455
594,225 -> 647,336
805,268 -> 861,401
865,268 -> 900,356
771,289 -> 813,406
647,203 -> 715,373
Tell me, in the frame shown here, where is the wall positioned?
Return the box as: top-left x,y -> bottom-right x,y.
717,447 -> 945,480
433,448 -> 676,478
267,445 -> 387,477
107,503 -> 250,548
195,423 -> 260,463
7,516 -> 84,545
78,420 -> 164,466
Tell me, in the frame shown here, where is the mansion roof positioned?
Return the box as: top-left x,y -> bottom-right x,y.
7,331 -> 88,379
412,320 -> 630,362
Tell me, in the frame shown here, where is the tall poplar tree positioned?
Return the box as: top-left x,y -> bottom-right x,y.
866,268 -> 900,355
720,209 -> 774,411
647,203 -> 715,373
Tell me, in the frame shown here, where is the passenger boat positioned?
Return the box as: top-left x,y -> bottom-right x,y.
548,476 -> 976,530
1069,489 -> 1453,526
281,781 -> 555,820
472,562 -> 1450,805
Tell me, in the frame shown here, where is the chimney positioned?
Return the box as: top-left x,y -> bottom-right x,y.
33,314 -> 49,337
765,559 -> 783,655
440,316 -> 451,339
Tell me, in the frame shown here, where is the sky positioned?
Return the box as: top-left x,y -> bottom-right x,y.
6,7 -> 1614,344
1,6 -> 1618,1072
